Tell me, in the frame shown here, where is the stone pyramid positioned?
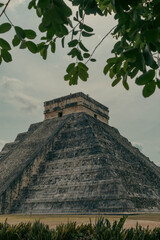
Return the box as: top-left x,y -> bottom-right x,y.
0,92 -> 160,214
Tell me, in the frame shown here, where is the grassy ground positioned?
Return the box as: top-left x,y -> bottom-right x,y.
0,214 -> 160,229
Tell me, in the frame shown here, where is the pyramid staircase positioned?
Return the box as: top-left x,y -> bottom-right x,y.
0,113 -> 159,214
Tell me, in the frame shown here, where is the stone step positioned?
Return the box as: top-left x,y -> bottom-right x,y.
28,178 -> 121,189
0,115 -> 71,195
47,146 -> 105,160
2,112 -> 160,214
53,138 -> 99,151
24,195 -> 129,203
13,199 -> 136,214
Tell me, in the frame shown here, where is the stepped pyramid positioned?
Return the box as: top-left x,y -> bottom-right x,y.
0,92 -> 160,214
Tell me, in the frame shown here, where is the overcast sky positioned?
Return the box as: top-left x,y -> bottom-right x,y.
0,0 -> 160,166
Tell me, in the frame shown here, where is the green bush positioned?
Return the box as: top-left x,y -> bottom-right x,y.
0,219 -> 32,240
54,222 -> 94,240
27,220 -> 54,240
0,217 -> 159,240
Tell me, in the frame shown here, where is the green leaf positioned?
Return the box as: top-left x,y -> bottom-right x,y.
39,23 -> 46,33
36,7 -> 42,17
19,40 -> 27,49
68,48 -> 82,59
1,49 -> 12,62
143,81 -> 156,98
144,29 -> 160,43
73,30 -> 78,36
83,24 -> 93,32
79,7 -> 83,18
0,38 -> 11,50
79,23 -> 84,30
135,53 -> 146,72
77,51 -> 83,61
112,77 -> 121,87
28,0 -> 36,9
67,67 -> 78,85
123,79 -> 129,90
103,63 -> 114,75
123,61 -> 128,72
156,79 -> 160,89
83,53 -> 90,58
61,37 -> 65,48
78,68 -> 88,81
38,0 -> 50,9
112,61 -> 122,74
51,41 -> 56,53
0,23 -> 11,34
70,71 -> 78,85
149,43 -> 157,52
40,46 -> 48,60
15,26 -> 25,39
24,29 -> 37,39
66,63 -> 75,73
0,3 -> 4,7
59,25 -> 68,36
73,17 -> 78,22
107,57 -> 117,64
68,19 -> 73,28
135,70 -> 155,85
143,45 -> 158,69
26,41 -> 38,53
12,35 -> 21,47
68,48 -> 77,57
37,42 -> 45,51
64,74 -> 70,81
82,31 -> 94,37
117,216 -> 127,230
76,11 -> 79,19
78,62 -> 88,71
123,48 -> 138,58
112,41 -> 123,54
128,68 -> 139,79
109,67 -> 115,79
79,42 -> 88,52
41,37 -> 47,40
90,58 -> 96,62
68,39 -> 78,47
46,28 -> 54,40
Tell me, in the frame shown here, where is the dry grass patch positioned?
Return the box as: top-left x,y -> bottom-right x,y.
0,213 -> 160,229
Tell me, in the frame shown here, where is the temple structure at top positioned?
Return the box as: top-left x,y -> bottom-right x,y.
44,92 -> 109,125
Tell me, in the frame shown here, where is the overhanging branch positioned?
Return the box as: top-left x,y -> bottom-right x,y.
0,0 -> 11,17
85,25 -> 117,64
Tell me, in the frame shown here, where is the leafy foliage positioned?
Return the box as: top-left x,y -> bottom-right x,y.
0,217 -> 160,240
0,0 -> 160,97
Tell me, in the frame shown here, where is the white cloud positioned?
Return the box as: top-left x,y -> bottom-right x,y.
0,76 -> 40,112
132,142 -> 143,152
156,147 -> 160,154
1,0 -> 25,10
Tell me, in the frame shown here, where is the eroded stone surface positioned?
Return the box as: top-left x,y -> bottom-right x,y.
0,113 -> 160,214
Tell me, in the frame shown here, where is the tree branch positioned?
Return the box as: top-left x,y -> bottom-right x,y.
85,25 -> 117,64
0,0 -> 11,17
4,12 -> 14,26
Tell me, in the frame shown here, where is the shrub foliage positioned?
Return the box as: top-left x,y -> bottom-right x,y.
0,217 -> 160,240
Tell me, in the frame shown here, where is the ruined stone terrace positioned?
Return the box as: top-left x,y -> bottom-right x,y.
44,92 -> 109,125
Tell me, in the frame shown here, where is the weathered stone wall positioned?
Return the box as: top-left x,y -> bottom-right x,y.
0,122 -> 42,163
1,113 -> 159,214
44,92 -> 109,125
0,115 -> 72,214
0,148 -> 49,213
0,112 -> 160,214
